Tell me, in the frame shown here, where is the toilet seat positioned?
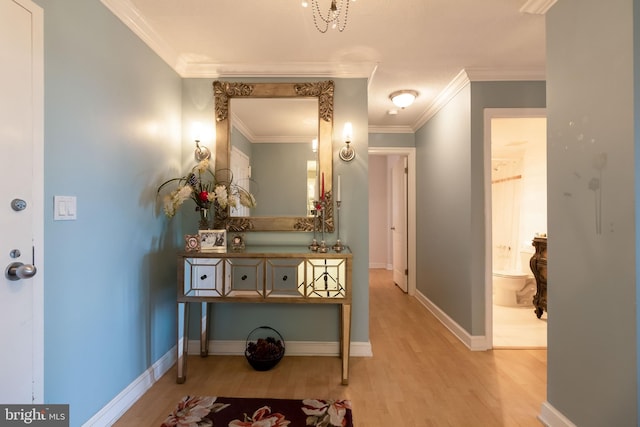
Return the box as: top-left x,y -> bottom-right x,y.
493,270 -> 530,279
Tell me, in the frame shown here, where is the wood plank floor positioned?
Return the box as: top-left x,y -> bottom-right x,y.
114,269 -> 546,426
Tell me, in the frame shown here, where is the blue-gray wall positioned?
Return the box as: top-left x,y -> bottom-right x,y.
547,1 -> 637,425
36,0 -> 182,424
414,80 -> 545,335
35,3 -> 369,423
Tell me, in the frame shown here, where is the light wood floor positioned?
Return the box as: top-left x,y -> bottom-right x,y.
115,269 -> 546,427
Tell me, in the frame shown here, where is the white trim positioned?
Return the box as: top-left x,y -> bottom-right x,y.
465,67 -> 546,82
100,0 -> 183,72
180,61 -> 376,79
368,262 -> 388,269
414,290 -> 490,351
83,346 -> 177,427
520,0 -> 558,15
190,340 -> 373,358
413,69 -> 471,131
368,147 -> 417,297
483,108 -> 547,350
538,401 -> 577,427
368,125 -> 415,134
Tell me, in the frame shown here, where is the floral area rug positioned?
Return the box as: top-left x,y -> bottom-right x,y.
161,396 -> 353,427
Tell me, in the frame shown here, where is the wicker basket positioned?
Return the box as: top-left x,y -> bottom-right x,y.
244,326 -> 285,371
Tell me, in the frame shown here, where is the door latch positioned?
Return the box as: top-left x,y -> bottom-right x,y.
11,199 -> 27,211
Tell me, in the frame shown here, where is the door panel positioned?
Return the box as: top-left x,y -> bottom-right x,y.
0,0 -> 44,403
391,157 -> 408,292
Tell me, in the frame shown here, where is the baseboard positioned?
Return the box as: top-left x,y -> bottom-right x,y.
368,262 -> 388,269
190,339 -> 373,357
91,339 -> 371,426
82,344 -> 177,427
538,401 -> 576,427
414,290 -> 490,351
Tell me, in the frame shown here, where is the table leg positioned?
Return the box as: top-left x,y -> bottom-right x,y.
341,303 -> 351,385
176,302 -> 189,384
200,302 -> 210,356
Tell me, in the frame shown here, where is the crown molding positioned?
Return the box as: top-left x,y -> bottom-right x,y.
464,67 -> 546,81
368,125 -> 415,134
179,61 -> 376,79
100,0 -> 184,70
408,67 -> 545,132
519,0 -> 558,15
412,69 -> 471,131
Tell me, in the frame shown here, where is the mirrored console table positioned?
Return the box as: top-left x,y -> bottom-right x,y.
176,245 -> 353,385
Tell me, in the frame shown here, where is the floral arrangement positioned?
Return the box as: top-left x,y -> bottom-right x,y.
157,159 -> 256,228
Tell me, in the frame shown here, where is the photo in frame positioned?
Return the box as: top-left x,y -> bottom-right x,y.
230,233 -> 245,251
184,234 -> 201,252
199,229 -> 227,252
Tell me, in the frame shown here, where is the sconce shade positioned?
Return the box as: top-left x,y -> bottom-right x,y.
339,122 -> 355,162
390,90 -> 418,109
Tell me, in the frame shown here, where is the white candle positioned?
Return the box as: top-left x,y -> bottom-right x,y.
337,175 -> 341,202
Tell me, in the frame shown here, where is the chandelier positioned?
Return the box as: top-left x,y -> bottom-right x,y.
302,0 -> 355,33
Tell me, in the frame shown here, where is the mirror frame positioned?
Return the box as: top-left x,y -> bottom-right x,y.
213,80 -> 334,232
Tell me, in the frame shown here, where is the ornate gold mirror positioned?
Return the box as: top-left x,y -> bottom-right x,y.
213,80 -> 334,232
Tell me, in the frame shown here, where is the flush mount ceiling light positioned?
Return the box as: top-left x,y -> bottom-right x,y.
301,0 -> 355,33
389,90 -> 419,109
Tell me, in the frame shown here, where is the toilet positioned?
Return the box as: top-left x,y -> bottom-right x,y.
493,249 -> 536,307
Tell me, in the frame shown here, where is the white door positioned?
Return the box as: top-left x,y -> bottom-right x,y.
230,146 -> 251,217
0,0 -> 44,403
391,156 -> 408,292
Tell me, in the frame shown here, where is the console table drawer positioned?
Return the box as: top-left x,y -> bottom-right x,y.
225,258 -> 264,297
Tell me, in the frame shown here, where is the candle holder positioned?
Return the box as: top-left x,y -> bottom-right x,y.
309,203 -> 320,251
332,200 -> 345,252
319,202 -> 328,253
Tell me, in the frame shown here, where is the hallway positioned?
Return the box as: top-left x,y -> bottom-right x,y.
116,269 -> 546,426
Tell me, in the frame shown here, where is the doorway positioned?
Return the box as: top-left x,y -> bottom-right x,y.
368,147 -> 416,296
484,109 -> 547,348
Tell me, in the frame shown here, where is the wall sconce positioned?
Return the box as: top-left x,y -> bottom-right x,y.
338,122 -> 355,162
192,122 -> 211,161
312,138 -> 318,153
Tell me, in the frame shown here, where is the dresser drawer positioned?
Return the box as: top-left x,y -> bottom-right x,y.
184,258 -> 224,297
225,258 -> 264,297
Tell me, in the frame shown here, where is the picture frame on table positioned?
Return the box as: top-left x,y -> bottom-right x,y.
184,234 -> 201,252
230,233 -> 245,251
199,229 -> 227,252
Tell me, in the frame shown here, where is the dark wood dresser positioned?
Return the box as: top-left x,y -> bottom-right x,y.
530,237 -> 547,318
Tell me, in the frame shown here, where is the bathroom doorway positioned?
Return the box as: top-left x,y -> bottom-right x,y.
484,109 -> 547,348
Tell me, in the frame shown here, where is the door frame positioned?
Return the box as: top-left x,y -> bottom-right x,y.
483,108 -> 546,349
369,147 -> 416,296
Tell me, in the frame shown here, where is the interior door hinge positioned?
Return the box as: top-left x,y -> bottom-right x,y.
404,268 -> 408,276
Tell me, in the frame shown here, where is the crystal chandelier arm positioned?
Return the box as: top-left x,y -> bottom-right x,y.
308,0 -> 351,33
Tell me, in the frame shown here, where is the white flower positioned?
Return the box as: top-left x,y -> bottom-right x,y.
162,185 -> 193,218
195,159 -> 209,173
214,185 -> 229,208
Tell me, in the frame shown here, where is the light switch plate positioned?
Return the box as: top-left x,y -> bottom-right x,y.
54,196 -> 77,220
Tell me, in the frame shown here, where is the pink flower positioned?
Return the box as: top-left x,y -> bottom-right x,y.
161,396 -> 221,427
229,405 -> 291,427
302,399 -> 352,427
